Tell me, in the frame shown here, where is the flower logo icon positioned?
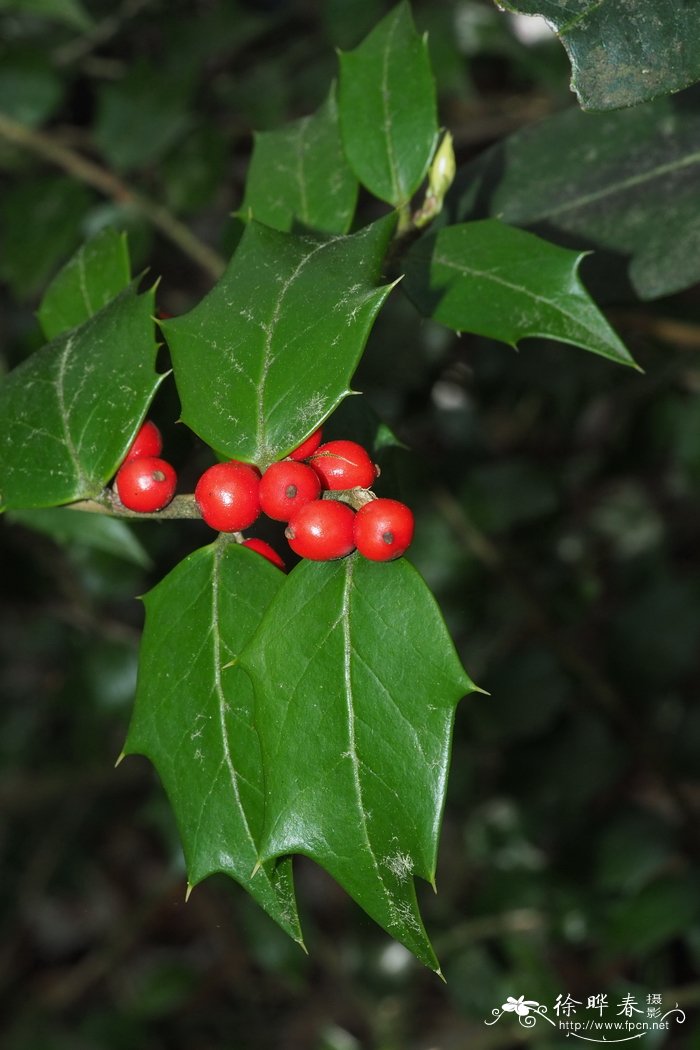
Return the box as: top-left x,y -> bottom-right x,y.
502,996 -> 540,1017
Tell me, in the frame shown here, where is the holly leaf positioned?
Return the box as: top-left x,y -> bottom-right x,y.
239,555 -> 476,972
0,285 -> 163,511
403,220 -> 637,368
239,83 -> 358,235
495,0 -> 700,111
164,215 -> 396,469
37,228 -> 131,341
338,1 -> 438,207
449,89 -> 700,301
123,540 -> 303,942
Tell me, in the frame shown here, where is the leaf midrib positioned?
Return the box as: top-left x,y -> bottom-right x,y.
512,148 -> 700,225
432,248 -> 607,345
341,558 -> 397,911
380,9 -> 402,205
211,544 -> 273,889
254,236 -> 340,463
54,333 -> 87,489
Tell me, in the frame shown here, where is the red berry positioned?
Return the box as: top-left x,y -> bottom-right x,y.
241,538 -> 286,571
354,499 -> 414,561
309,440 -> 378,490
259,461 -> 321,521
115,456 -> 177,512
195,461 -> 261,532
285,499 -> 355,560
125,420 -> 162,461
288,427 -> 323,461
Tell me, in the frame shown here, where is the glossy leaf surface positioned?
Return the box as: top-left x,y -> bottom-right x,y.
240,555 -> 476,971
124,540 -> 302,941
38,228 -> 131,341
496,0 -> 700,111
338,1 -> 438,206
164,216 -> 396,469
240,85 -> 358,235
450,89 -> 700,301
404,220 -> 636,367
0,286 -> 161,511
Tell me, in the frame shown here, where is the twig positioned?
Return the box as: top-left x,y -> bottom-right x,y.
0,112 -> 225,281
68,492 -> 203,520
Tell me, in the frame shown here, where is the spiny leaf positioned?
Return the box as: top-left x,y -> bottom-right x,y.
123,540 -> 303,943
164,215 -> 396,469
240,83 -> 358,235
338,1 -> 438,207
403,220 -> 637,368
239,555 -> 476,972
449,89 -> 700,301
495,0 -> 700,111
0,285 -> 163,512
38,228 -> 131,341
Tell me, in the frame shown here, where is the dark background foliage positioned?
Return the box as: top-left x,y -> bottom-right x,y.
2,1 -> 700,1047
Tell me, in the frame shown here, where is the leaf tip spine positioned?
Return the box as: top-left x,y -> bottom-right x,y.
250,859 -> 262,879
114,750 -> 126,768
185,882 -> 194,902
470,682 -> 490,697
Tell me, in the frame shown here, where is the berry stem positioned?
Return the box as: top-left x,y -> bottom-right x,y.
321,488 -> 377,511
67,491 -> 203,520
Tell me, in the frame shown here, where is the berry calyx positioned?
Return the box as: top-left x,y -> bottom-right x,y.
353,498 -> 414,561
288,427 -> 323,461
115,456 -> 177,513
259,461 -> 321,521
241,538 -> 286,571
125,420 -> 162,461
309,440 -> 378,490
195,461 -> 261,532
285,500 -> 356,560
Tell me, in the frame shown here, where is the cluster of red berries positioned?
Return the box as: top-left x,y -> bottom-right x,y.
114,422 -> 414,569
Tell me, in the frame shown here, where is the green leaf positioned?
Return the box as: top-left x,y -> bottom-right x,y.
606,875 -> 700,955
495,0 -> 700,111
7,506 -> 151,568
239,555 -> 476,971
338,1 -> 438,206
0,285 -> 162,511
0,0 -> 92,30
0,176 -> 94,300
403,220 -> 637,368
164,215 -> 396,469
94,62 -> 193,173
161,124 -> 228,215
0,50 -> 63,127
449,90 -> 700,301
37,228 -> 131,341
123,540 -> 303,943
240,84 -> 358,235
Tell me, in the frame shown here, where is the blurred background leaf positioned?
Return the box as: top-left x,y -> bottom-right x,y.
2,1 -> 700,1047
